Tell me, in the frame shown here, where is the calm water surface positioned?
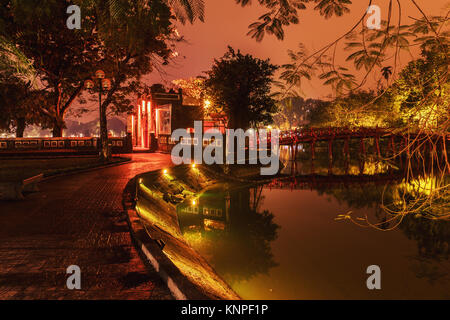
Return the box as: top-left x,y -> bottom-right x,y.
176,146 -> 450,299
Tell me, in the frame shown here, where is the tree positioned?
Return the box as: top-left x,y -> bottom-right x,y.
0,24 -> 39,136
0,73 -> 42,137
1,0 -> 177,160
97,0 -> 205,24
390,44 -> 449,131
273,97 -> 323,129
86,0 -> 176,159
172,77 -> 206,100
237,0 -> 352,42
1,0 -> 103,137
204,47 -> 278,130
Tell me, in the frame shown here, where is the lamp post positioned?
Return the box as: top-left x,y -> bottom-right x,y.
85,70 -> 111,160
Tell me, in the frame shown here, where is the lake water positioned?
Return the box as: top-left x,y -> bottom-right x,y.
176,145 -> 450,299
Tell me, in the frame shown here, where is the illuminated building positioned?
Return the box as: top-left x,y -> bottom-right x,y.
128,86 -> 225,152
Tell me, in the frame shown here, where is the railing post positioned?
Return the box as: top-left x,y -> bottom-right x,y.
390,135 -> 396,157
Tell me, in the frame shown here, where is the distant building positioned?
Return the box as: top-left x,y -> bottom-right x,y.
128,86 -> 225,152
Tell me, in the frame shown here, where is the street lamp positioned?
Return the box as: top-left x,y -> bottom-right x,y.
85,70 -> 111,160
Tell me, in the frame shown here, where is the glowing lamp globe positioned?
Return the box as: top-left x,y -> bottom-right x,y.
84,79 -> 94,89
101,79 -> 111,90
95,70 -> 106,79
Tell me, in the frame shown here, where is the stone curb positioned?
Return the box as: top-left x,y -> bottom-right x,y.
122,184 -> 211,300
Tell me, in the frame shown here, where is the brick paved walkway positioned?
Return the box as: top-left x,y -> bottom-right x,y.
0,153 -> 173,299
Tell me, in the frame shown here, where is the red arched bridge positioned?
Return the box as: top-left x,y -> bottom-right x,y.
265,127 -> 450,161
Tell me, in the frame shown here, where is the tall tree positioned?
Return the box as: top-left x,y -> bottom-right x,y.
1,0 -> 177,160
80,0 -> 175,159
390,44 -> 449,131
1,0 -> 102,137
205,47 -> 278,130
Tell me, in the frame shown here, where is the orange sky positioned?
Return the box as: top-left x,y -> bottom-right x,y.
147,0 -> 448,99
73,0 -> 447,122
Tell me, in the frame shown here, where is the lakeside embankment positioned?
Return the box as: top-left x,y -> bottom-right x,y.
125,164 -> 243,299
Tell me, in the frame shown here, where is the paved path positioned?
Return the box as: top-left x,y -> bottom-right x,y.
0,153 -> 173,299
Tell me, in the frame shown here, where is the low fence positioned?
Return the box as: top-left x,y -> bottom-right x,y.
0,136 -> 132,155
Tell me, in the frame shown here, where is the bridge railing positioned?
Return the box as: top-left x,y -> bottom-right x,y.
0,136 -> 132,154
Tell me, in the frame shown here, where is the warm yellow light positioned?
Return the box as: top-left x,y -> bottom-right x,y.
84,79 -> 94,89
191,163 -> 196,168
95,70 -> 105,79
139,178 -> 143,184
163,169 -> 168,174
267,125 -> 272,130
204,100 -> 211,108
192,200 -> 196,206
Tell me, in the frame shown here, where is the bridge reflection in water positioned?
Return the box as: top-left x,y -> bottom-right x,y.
175,147 -> 449,299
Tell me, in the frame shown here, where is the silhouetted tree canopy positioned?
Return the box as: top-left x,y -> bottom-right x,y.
205,47 -> 279,129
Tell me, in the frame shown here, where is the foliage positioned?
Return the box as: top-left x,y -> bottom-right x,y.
307,90 -> 396,128
0,36 -> 35,84
0,34 -> 40,135
389,44 -> 449,132
172,77 -> 206,100
237,0 -> 353,42
88,0 -> 205,24
204,47 -> 279,129
0,0 -> 176,136
166,0 -> 205,24
273,97 -> 326,129
1,0 -> 101,136
278,9 -> 449,97
305,44 -> 448,130
0,73 -> 42,136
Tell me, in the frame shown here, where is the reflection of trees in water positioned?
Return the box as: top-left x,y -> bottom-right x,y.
400,214 -> 449,261
309,168 -> 449,282
209,210 -> 279,284
400,214 -> 449,284
213,185 -> 279,283
179,185 -> 280,284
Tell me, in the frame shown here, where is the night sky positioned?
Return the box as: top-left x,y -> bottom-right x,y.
76,0 -> 447,122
